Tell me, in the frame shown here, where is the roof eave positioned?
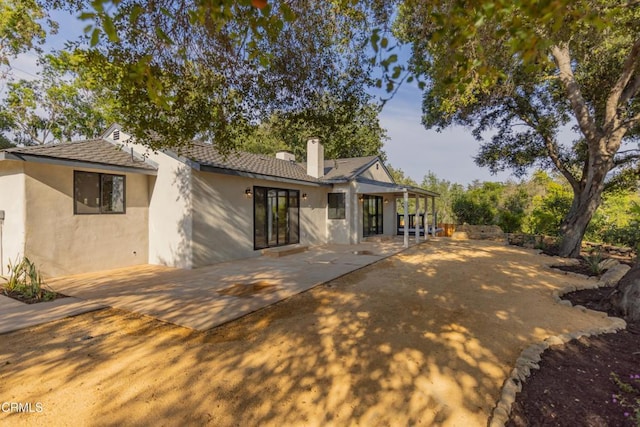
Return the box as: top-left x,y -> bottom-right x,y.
199,164 -> 329,187
0,153 -> 157,175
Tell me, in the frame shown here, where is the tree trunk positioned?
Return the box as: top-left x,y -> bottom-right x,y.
558,162 -> 608,258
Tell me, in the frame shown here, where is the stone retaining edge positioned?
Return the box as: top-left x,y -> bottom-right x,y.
488,280 -> 627,427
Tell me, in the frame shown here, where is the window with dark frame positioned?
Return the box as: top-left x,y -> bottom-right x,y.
74,171 -> 125,214
328,193 -> 346,219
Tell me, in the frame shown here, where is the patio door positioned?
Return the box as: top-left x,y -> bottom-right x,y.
363,195 -> 383,237
254,187 -> 300,249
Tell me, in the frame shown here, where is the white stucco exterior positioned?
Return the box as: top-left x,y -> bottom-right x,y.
0,127 -> 437,277
0,161 -> 26,275
0,161 -> 150,277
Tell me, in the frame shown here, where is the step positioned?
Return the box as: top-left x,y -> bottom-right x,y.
261,245 -> 309,258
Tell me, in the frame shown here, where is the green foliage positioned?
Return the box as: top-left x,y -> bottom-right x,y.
395,0 -> 640,257
523,172 -> 573,236
63,0 -> 392,152
450,181 -> 526,231
0,52 -> 117,145
586,192 -> 640,248
0,0 -> 50,70
2,256 -> 55,302
452,193 -> 494,225
582,249 -> 604,275
238,96 -> 387,161
421,171 -> 463,224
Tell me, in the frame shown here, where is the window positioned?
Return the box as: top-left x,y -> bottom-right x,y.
328,193 -> 346,219
74,171 -> 125,214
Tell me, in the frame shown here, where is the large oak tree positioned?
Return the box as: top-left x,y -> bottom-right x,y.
396,0 -> 640,257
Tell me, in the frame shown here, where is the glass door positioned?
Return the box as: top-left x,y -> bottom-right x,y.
254,187 -> 300,249
363,195 -> 383,237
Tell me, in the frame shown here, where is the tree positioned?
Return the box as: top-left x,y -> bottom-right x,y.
56,0 -> 393,153
0,52 -> 117,145
239,95 -> 387,160
396,0 -> 640,257
0,0 -> 51,78
421,171 -> 463,224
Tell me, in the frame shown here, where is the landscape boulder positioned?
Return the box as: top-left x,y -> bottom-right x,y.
598,263 -> 631,287
612,262 -> 640,321
454,224 -> 505,241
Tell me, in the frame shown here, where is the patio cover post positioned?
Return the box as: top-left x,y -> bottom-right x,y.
403,190 -> 409,248
423,195 -> 428,241
432,196 -> 437,237
415,193 -> 420,244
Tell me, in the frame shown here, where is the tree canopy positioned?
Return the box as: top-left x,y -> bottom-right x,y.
395,0 -> 640,256
58,0 -> 393,152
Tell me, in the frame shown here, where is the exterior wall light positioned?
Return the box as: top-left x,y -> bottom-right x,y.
358,194 -> 364,202
245,187 -> 252,198
302,193 -> 308,200
384,198 -> 389,204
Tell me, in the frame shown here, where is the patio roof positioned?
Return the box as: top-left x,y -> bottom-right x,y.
354,178 -> 439,198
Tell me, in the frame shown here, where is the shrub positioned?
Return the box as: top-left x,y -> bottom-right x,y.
2,256 -> 55,302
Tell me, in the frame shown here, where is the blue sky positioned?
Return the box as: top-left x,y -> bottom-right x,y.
8,9 -> 517,187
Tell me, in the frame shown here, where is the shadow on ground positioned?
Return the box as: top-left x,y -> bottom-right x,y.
0,240 -> 619,426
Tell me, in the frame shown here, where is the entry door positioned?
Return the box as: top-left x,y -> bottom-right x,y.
363,195 -> 383,237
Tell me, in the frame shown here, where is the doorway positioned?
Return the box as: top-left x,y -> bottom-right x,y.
254,187 -> 300,249
363,195 -> 383,237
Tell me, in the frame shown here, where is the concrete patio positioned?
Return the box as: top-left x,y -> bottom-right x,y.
40,239 -> 413,331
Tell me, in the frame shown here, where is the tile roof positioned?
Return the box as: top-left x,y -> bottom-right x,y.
179,142 -> 319,182
180,142 -> 380,184
320,156 -> 378,181
3,139 -> 157,171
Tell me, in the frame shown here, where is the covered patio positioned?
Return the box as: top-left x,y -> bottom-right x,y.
354,178 -> 439,248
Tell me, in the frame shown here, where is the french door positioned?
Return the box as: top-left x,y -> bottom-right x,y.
254,187 -> 300,249
363,195 -> 383,237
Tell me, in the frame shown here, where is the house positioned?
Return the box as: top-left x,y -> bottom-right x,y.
0,125 -> 438,277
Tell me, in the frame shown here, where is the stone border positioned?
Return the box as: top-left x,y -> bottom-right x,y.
488,276 -> 628,427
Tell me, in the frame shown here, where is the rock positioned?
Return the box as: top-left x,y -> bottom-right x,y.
597,258 -> 619,272
455,224 -> 505,241
613,263 -> 640,321
451,231 -> 469,240
598,264 -> 631,287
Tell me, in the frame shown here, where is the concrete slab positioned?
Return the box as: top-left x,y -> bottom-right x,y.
0,297 -> 106,334
46,239 -> 415,331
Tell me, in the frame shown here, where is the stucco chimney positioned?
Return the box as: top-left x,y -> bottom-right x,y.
306,137 -> 324,178
276,151 -> 296,162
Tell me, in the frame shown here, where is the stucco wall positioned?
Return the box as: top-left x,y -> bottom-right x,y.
326,184 -> 351,244
359,161 -> 394,183
191,171 -> 328,267
144,150 -> 193,269
0,161 -> 26,275
22,162 -> 150,277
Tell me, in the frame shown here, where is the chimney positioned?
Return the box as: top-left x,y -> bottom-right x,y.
306,137 -> 324,178
276,151 -> 296,162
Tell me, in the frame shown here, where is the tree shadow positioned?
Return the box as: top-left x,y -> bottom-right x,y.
0,240 -> 621,426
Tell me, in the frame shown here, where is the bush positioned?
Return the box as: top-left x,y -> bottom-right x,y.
2,256 -> 55,302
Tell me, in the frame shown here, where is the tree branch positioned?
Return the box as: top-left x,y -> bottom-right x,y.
605,38 -> 640,134
620,75 -> 640,105
551,43 -> 600,143
613,153 -> 640,167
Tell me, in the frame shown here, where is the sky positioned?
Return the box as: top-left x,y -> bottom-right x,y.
6,9 -> 517,187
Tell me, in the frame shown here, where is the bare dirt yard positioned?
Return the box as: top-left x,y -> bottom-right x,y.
0,240 -> 623,426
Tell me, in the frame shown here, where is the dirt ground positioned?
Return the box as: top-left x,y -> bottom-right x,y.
0,240 -> 623,426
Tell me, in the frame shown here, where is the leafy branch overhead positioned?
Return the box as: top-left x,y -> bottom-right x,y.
395,0 -> 640,257
63,0 -> 394,152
